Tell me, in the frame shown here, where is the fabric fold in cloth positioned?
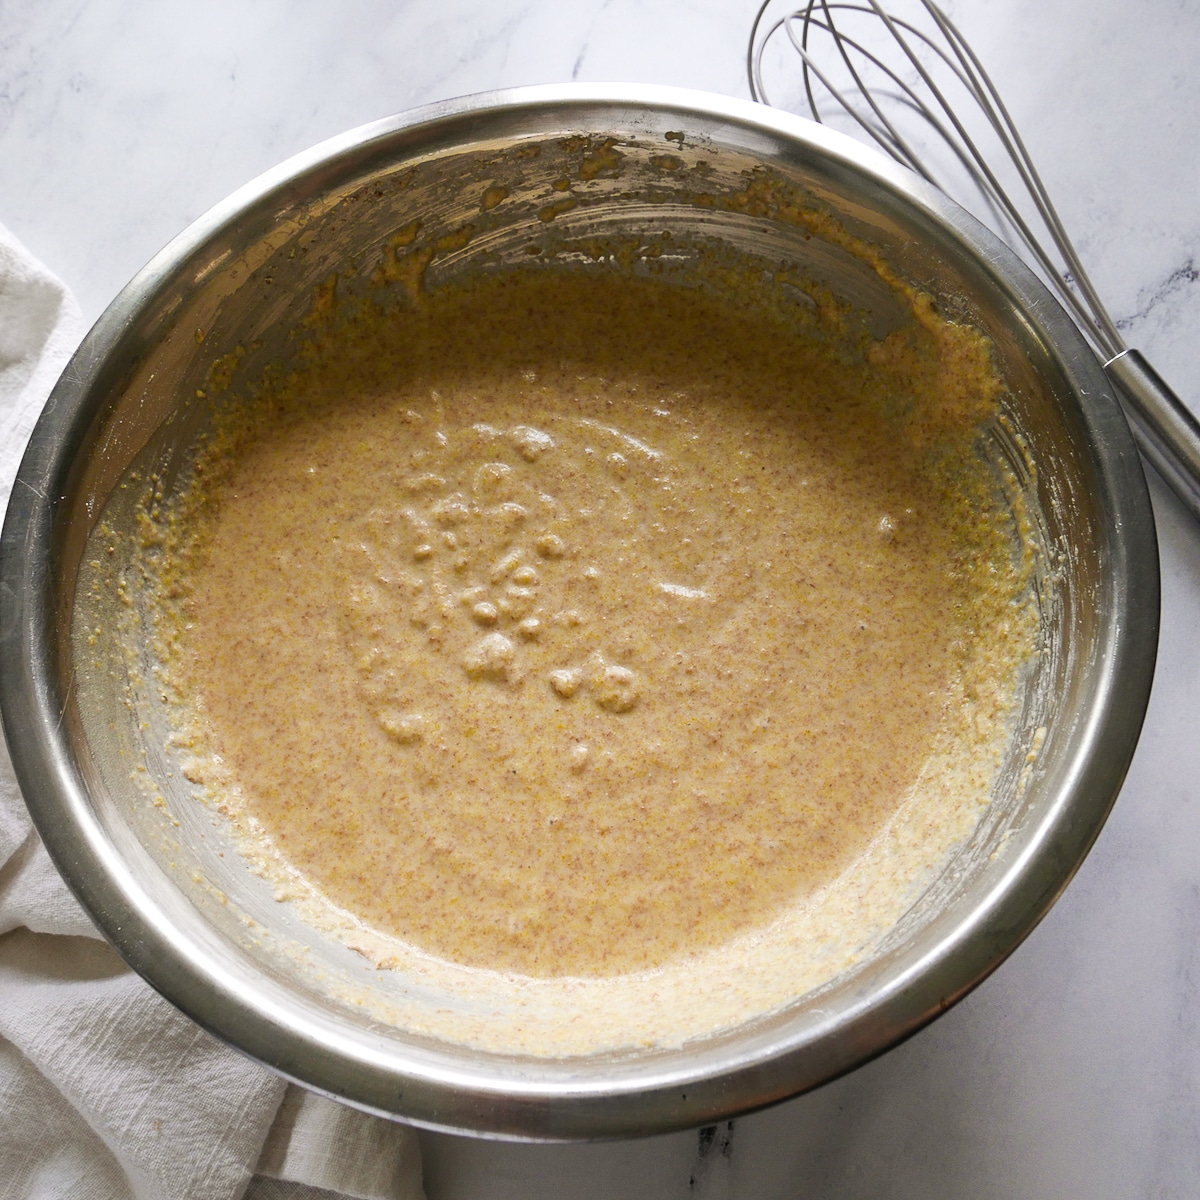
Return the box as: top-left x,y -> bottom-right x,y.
0,221 -> 426,1200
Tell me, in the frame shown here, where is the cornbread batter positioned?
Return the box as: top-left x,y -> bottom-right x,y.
158,264 -> 1029,1025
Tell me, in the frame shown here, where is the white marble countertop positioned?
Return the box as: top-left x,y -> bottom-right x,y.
3,1 -> 1199,1196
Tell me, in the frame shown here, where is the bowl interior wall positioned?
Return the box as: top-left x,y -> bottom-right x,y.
53,107 -> 1118,1125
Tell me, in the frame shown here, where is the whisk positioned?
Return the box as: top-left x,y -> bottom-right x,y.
747,0 -> 1200,523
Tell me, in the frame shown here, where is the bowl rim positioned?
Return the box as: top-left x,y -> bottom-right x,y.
0,82 -> 1160,1139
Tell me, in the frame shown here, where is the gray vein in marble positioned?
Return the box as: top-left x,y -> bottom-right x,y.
1145,878 -> 1200,1196
1118,257 -> 1200,333
435,1 -> 538,98
0,2 -> 83,121
571,0 -> 616,81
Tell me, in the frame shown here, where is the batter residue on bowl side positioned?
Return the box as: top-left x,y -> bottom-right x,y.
147,262 -> 1034,1053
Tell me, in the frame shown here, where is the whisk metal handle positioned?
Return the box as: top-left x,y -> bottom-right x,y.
1103,350 -> 1200,523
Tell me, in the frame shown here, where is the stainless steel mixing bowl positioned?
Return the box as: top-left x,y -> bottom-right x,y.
0,84 -> 1158,1139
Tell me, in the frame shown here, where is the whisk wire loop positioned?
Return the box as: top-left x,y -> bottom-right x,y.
782,3 -> 1028,255
748,0 -> 1125,356
801,4 -> 919,170
785,14 -> 929,174
923,4 -> 1124,351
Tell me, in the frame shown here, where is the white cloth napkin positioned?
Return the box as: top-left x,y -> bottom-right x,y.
0,222 -> 426,1200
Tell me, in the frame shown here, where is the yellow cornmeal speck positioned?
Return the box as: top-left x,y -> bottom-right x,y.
154,266 -> 1032,1040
